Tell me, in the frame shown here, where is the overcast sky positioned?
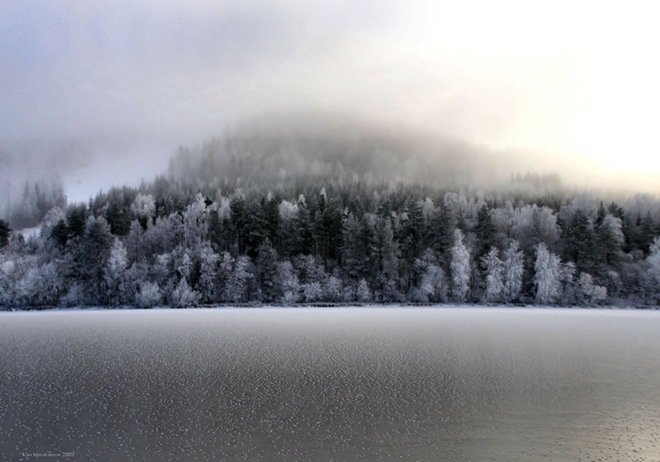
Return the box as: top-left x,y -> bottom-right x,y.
1,0 -> 659,195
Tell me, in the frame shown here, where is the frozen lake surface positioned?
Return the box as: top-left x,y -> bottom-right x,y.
1,307 -> 660,461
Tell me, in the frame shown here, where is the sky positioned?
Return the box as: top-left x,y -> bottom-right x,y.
1,0 -> 659,198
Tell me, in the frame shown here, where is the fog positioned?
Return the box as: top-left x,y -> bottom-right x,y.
1,0 -> 659,203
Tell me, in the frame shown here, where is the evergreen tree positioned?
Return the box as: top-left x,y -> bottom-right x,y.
66,204 -> 88,239
481,247 -> 504,302
597,214 -> 625,268
563,209 -> 596,274
292,197 -> 313,255
341,213 -> 367,281
534,243 -> 561,304
256,239 -> 279,302
416,250 -> 447,303
645,237 -> 660,303
277,260 -> 301,304
450,229 -> 471,302
475,205 -> 495,259
105,238 -> 129,305
0,219 -> 10,248
501,240 -> 524,302
197,241 -> 220,303
225,256 -> 253,302
50,219 -> 69,248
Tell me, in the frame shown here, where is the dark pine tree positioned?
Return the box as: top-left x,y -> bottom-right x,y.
0,219 -> 11,248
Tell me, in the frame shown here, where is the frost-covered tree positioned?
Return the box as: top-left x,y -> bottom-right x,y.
277,260 -> 300,304
481,247 -> 504,303
341,213 -> 367,281
450,229 -> 471,302
130,193 -> 155,225
225,256 -> 253,303
15,261 -> 62,307
171,278 -> 200,308
105,238 -> 129,305
559,261 -> 577,305
197,241 -> 219,303
576,272 -> 607,306
644,237 -> 660,302
216,251 -> 234,301
323,275 -> 344,302
356,278 -> 372,303
182,194 -> 209,250
418,261 -> 447,303
534,243 -> 562,304
303,281 -> 323,302
125,219 -> 145,264
597,214 -> 625,266
412,249 -> 446,303
501,240 -> 524,302
136,281 -> 162,308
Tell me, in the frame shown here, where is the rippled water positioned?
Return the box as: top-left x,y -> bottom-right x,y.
1,307 -> 659,461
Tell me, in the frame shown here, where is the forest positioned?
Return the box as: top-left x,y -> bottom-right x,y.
1,128 -> 659,309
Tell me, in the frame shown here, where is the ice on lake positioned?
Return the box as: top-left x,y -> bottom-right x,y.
1,307 -> 660,461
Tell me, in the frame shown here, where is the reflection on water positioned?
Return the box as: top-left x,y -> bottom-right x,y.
1,308 -> 659,461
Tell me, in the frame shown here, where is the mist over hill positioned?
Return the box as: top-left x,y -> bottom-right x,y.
167,114 -> 568,193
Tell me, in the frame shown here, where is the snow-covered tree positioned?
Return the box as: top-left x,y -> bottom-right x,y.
648,237 -> 660,285
105,238 -> 129,305
130,193 -> 156,223
323,275 -> 344,302
136,282 -> 162,308
501,240 -> 524,302
183,194 -> 209,250
418,262 -> 447,303
15,261 -> 62,307
277,260 -> 300,304
197,241 -> 219,303
576,272 -> 607,305
303,281 -> 323,302
481,247 -> 504,302
646,237 -> 660,302
125,219 -> 145,263
356,278 -> 372,303
534,243 -> 562,304
559,261 -> 577,305
450,229 -> 471,302
171,278 -> 200,308
225,256 -> 253,303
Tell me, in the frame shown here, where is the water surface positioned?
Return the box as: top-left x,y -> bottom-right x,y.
1,307 -> 659,461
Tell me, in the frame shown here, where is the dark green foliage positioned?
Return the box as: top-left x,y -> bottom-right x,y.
562,209 -> 596,274
50,220 -> 69,247
0,219 -> 10,248
256,239 -> 279,302
475,204 -> 495,259
66,204 -> 88,239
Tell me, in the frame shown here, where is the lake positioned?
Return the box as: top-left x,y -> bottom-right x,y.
1,307 -> 659,461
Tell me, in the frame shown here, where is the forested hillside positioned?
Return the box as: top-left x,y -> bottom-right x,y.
1,128 -> 659,308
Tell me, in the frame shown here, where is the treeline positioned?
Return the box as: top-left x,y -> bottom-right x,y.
0,173 -> 659,308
